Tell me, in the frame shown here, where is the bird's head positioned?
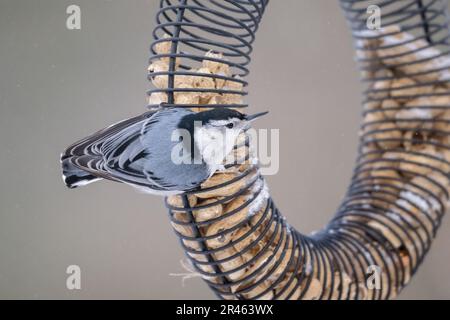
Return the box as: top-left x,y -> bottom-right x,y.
177,108 -> 268,169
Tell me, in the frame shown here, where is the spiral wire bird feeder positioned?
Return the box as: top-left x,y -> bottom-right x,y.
146,0 -> 450,299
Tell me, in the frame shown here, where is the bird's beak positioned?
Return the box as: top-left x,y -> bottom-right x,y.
245,111 -> 269,122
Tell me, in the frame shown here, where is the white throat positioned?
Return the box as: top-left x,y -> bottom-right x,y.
194,126 -> 241,174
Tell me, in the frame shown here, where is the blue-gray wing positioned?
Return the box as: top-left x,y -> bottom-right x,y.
61,109 -> 208,194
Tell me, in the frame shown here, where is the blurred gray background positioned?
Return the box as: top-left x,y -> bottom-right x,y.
1,0 -> 449,299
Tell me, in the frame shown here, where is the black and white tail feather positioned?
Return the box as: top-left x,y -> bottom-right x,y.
61,111 -> 154,190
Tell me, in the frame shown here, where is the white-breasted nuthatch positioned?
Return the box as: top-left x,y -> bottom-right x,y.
61,108 -> 268,195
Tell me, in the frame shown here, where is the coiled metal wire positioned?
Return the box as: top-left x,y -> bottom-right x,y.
149,0 -> 450,299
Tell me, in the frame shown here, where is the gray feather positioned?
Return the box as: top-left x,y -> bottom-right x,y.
61,108 -> 211,194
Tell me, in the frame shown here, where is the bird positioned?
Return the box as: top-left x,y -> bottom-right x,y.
61,107 -> 268,195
